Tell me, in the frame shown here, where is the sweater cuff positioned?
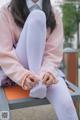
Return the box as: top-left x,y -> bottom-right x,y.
15,70 -> 31,89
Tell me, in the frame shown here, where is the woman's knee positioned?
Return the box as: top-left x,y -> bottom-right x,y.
26,10 -> 46,26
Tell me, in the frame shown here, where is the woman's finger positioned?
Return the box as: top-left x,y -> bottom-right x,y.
22,85 -> 29,90
26,78 -> 34,89
29,74 -> 39,83
46,72 -> 58,84
43,73 -> 50,84
45,75 -> 58,86
52,78 -> 58,84
46,76 -> 53,86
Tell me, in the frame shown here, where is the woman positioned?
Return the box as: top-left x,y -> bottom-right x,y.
0,0 -> 78,119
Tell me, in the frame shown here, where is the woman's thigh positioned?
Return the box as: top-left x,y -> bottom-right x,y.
15,27 -> 29,69
15,10 -> 46,70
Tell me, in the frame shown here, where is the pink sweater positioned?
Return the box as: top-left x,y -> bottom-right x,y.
0,4 -> 64,88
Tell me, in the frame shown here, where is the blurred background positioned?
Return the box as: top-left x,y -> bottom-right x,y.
0,0 -> 80,120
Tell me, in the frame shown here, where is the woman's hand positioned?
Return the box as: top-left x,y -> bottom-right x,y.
42,72 -> 58,86
23,73 -> 39,90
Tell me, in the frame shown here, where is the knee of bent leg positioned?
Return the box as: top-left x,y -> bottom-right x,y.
28,10 -> 46,26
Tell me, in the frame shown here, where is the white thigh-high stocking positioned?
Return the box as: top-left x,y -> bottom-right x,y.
16,10 -> 47,99
46,77 -> 78,120
26,10 -> 47,98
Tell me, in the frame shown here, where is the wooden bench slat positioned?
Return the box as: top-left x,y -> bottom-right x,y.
4,83 -> 78,101
4,86 -> 30,101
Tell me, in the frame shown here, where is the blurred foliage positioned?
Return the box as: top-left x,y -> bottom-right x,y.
62,3 -> 80,43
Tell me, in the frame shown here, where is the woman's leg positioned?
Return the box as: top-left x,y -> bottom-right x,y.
26,10 -> 47,98
16,10 -> 47,98
16,10 -> 46,73
46,77 -> 78,120
26,10 -> 47,74
15,10 -> 78,119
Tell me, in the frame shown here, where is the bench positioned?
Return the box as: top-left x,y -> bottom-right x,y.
0,48 -> 80,120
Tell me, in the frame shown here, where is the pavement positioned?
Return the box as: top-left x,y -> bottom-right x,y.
12,105 -> 58,120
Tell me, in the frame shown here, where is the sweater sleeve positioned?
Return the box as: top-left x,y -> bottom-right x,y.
0,10 -> 31,87
40,9 -> 64,79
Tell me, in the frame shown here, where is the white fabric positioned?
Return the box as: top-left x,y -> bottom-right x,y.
47,76 -> 78,120
15,10 -> 78,119
30,81 -> 47,98
26,0 -> 42,10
